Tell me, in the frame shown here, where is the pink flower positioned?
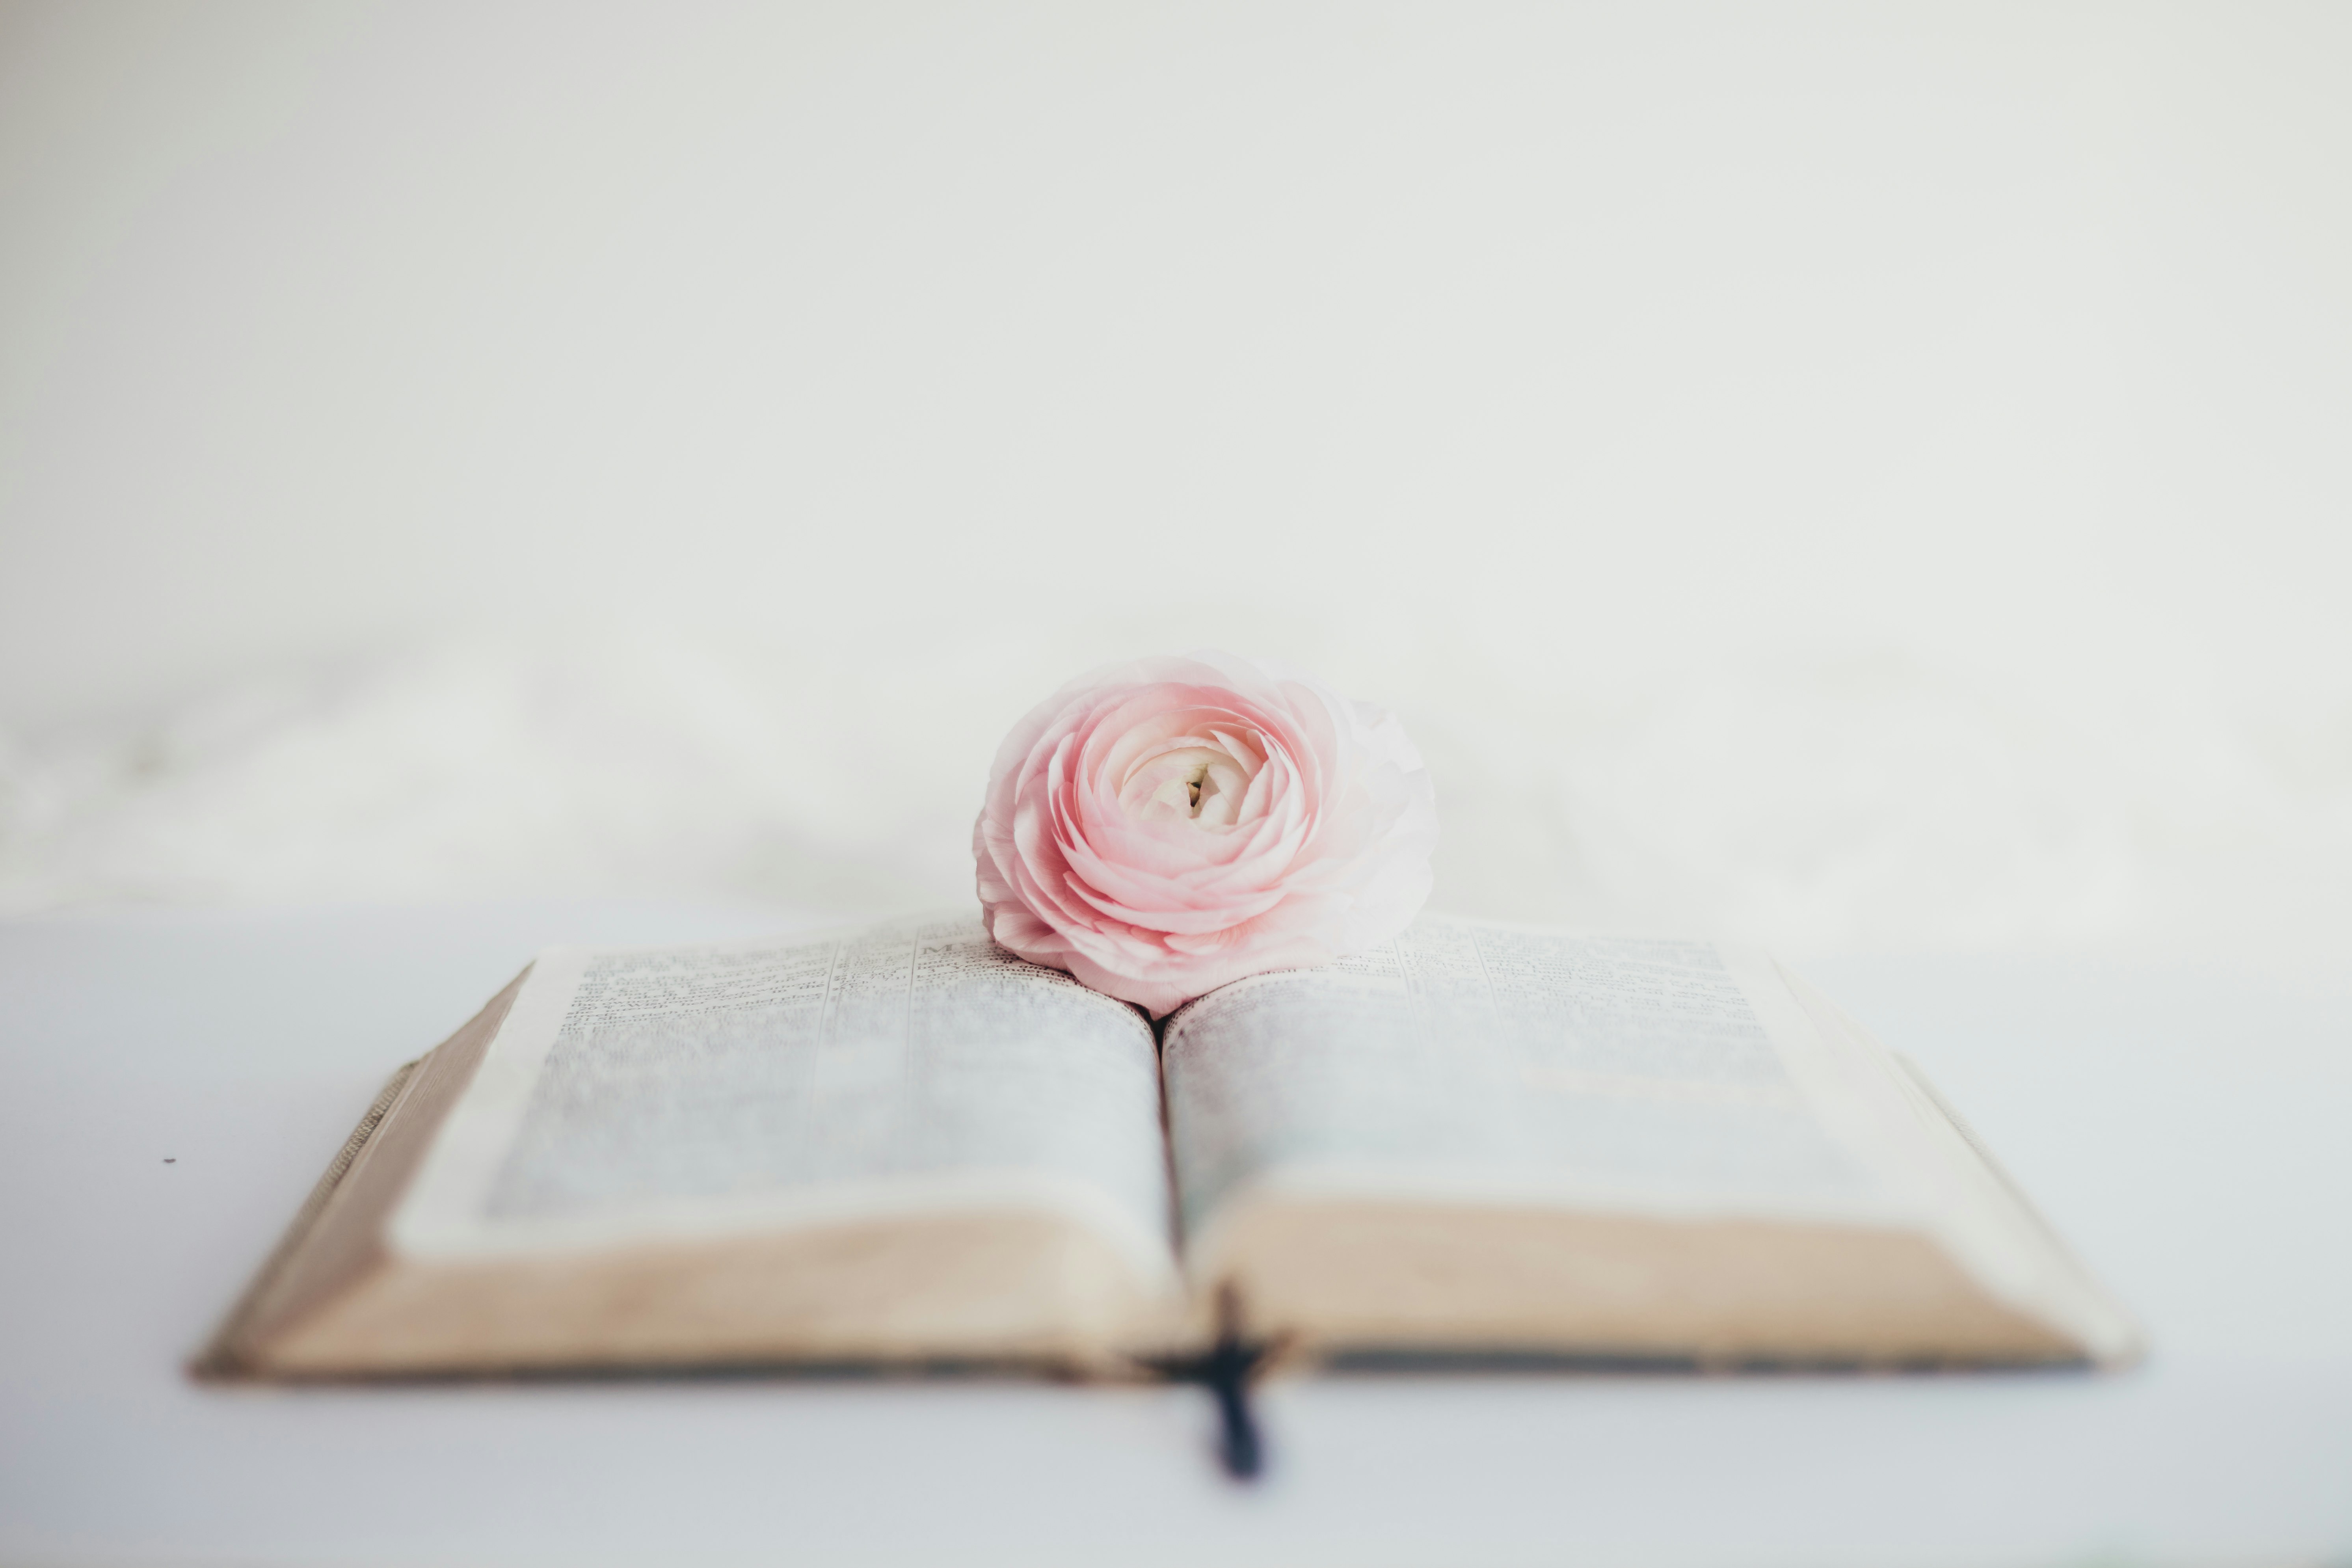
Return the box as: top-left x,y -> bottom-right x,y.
973,651 -> 1438,1016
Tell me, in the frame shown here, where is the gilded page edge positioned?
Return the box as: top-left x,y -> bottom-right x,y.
187,1056 -> 424,1380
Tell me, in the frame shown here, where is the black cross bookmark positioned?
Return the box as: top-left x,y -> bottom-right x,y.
1163,1285 -> 1276,1482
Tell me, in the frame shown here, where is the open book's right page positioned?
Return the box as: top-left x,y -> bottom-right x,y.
1161,914 -> 2137,1364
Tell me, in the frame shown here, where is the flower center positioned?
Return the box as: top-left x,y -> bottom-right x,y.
1180,763 -> 1218,815
1147,758 -> 1227,819
1122,738 -> 1256,828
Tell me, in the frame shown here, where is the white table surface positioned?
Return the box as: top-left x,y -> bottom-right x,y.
3,902 -> 2348,1568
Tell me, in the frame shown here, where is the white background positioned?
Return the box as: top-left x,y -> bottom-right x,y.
5,16 -> 2349,1559
3,1 -> 2348,967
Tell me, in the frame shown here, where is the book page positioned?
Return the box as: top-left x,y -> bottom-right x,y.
392,915 -> 1176,1286
1162,914 -> 1921,1254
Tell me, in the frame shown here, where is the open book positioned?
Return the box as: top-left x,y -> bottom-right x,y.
199,913 -> 2138,1378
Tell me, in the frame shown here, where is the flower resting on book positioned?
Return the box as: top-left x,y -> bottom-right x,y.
973,650 -> 1438,1017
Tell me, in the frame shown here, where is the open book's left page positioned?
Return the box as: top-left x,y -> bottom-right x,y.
221,915 -> 1181,1376
397,915 -> 1174,1274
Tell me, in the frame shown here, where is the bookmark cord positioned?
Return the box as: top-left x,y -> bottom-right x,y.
1161,1283 -> 1271,1482
1201,1334 -> 1264,1480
